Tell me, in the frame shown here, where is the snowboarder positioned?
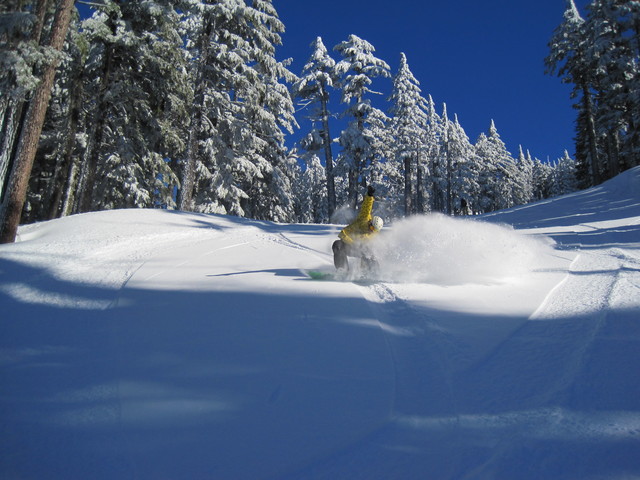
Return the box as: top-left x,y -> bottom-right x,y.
332,185 -> 383,275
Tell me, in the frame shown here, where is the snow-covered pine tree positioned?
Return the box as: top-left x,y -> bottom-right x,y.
181,0 -> 297,221
429,103 -> 450,213
493,124 -> 522,210
239,2 -> 298,222
532,156 -> 554,201
515,146 -> 534,206
444,113 -> 479,215
0,0 -> 50,200
294,152 -> 328,224
388,52 -> 429,216
547,0 -> 600,187
550,150 -> 578,196
291,36 -> 337,217
475,120 -> 517,213
419,94 -> 442,213
616,1 -> 640,168
473,131 -> 492,213
583,0 -> 639,178
360,100 -> 389,196
333,34 -> 390,207
75,0 -> 186,212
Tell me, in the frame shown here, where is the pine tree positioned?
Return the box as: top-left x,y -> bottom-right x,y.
585,0 -> 639,177
475,120 -> 517,213
295,153 -> 327,223
0,0 -> 50,200
420,94 -> 442,213
72,0 -> 187,213
291,36 -> 337,217
334,34 -> 390,207
388,53 -> 430,216
429,103 -> 451,213
0,0 -> 75,243
546,0 -> 600,186
532,157 -> 554,200
23,18 -> 87,223
515,146 -> 534,206
551,150 -> 578,196
547,0 -> 640,186
180,0 -> 297,221
445,114 -> 479,215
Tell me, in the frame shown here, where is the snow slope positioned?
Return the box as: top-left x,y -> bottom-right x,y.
1,167 -> 639,480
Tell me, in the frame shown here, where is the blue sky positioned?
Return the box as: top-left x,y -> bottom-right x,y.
275,0 -> 591,162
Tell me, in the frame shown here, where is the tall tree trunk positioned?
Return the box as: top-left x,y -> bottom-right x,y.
445,142 -> 452,215
581,82 -> 600,186
0,0 -> 75,243
178,17 -> 214,211
403,155 -> 412,216
77,92 -> 109,213
606,131 -> 620,179
48,84 -> 82,219
347,113 -> 365,209
0,101 -> 22,198
75,13 -> 120,214
178,106 -> 202,211
416,154 -> 424,213
319,84 -> 336,217
60,156 -> 79,217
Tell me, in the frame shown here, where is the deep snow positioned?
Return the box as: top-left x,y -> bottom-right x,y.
1,167 -> 639,479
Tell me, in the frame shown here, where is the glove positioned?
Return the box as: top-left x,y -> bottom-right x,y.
367,185 -> 375,197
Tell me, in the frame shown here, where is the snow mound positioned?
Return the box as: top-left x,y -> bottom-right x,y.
374,213 -> 554,285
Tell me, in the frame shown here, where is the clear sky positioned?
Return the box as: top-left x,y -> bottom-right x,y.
275,0 -> 591,163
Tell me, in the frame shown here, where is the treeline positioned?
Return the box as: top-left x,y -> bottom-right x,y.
292,40 -> 578,223
0,0 -> 630,242
546,0 -> 640,187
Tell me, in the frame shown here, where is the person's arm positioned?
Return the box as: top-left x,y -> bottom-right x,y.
355,187 -> 375,223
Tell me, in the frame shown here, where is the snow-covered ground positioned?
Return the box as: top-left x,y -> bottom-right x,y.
1,167 -> 639,480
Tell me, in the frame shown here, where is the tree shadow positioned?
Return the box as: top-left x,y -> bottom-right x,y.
0,257 -> 394,480
2,252 -> 640,480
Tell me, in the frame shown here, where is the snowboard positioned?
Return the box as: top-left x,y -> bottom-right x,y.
305,269 -> 380,284
306,270 -> 339,281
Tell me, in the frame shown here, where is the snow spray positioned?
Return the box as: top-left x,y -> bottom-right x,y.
372,214 -> 554,285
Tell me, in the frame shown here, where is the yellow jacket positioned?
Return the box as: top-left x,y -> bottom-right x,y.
338,194 -> 376,245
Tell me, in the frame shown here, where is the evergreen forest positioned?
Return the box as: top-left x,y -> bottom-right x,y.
1,0 -> 638,242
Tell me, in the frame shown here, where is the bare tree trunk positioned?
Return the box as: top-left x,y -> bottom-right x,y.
347,113 -> 365,209
319,84 -> 336,217
606,131 -> 620,179
77,94 -> 108,213
445,141 -> 452,215
48,85 -> 81,219
581,82 -> 600,186
60,156 -> 80,217
178,17 -> 214,211
178,107 -> 201,211
416,154 -> 424,213
403,156 -> 412,216
0,101 -> 21,197
0,0 -> 75,243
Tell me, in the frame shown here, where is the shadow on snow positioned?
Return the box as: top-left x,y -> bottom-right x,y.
1,256 -> 640,480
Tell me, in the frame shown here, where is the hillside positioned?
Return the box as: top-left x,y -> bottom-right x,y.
1,167 -> 639,479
